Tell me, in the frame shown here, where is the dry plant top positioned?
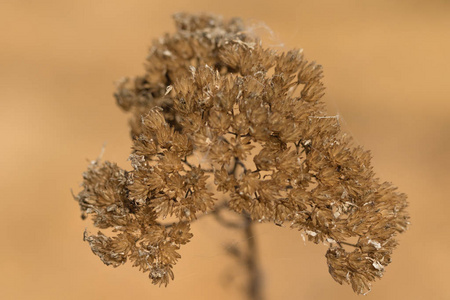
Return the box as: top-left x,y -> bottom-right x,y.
75,13 -> 409,295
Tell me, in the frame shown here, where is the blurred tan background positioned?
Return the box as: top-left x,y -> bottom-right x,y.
1,0 -> 449,299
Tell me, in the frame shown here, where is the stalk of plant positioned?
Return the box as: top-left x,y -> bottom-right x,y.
75,13 -> 409,299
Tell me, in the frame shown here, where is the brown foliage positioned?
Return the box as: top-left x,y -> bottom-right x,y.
75,13 -> 409,294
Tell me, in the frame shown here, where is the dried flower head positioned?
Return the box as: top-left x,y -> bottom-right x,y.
75,13 -> 409,294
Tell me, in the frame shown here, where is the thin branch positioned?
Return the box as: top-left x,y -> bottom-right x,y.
181,157 -> 194,169
236,158 -> 247,172
159,201 -> 229,228
212,210 -> 244,229
181,157 -> 214,173
243,213 -> 264,300
337,241 -> 360,248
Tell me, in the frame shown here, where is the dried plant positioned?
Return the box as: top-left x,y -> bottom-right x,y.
75,13 -> 409,298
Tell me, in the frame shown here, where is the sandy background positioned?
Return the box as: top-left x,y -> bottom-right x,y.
1,0 -> 449,299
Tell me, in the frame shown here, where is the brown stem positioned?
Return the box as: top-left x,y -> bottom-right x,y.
180,153 -> 264,300
243,213 -> 264,300
213,209 -> 244,229
338,241 -> 360,248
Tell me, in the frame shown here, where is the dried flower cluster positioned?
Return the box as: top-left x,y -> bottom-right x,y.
75,13 -> 409,294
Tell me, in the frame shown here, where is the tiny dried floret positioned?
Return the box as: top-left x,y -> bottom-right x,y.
75,13 -> 409,293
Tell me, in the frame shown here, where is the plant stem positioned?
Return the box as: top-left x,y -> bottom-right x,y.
243,213 -> 264,300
